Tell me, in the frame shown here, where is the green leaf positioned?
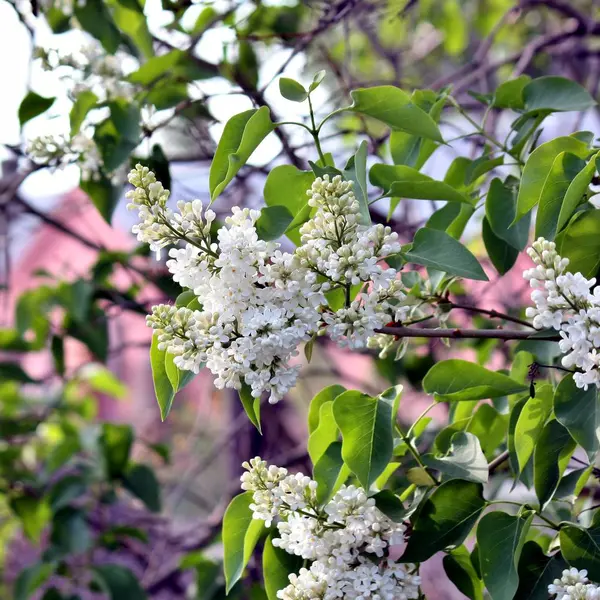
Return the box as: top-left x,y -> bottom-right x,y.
309,70 -> 326,92
308,385 -> 346,434
477,511 -> 534,600
256,205 -> 294,241
390,91 -> 445,169
70,90 -> 98,136
74,2 -> 121,54
514,385 -> 553,473
523,76 -> 596,114
556,466 -> 593,499
443,546 -> 484,600
123,464 -> 161,512
422,432 -> 488,483
557,154 -> 598,232
49,475 -> 87,512
100,423 -> 133,480
93,564 -> 147,600
80,364 -> 127,399
535,152 -> 585,240
466,404 -> 508,460
19,91 -> 55,127
343,141 -> 370,225
554,374 -> 600,459
210,107 -> 273,201
239,383 -> 261,433
51,507 -> 92,554
107,0 -> 154,58
514,136 -> 590,223
10,496 -> 51,543
465,155 -> 504,186
264,166 -> 314,246
486,177 -> 530,251
508,397 -> 528,478
332,387 -> 400,489
150,333 -> 174,420
223,492 -> 265,592
560,523 -> 600,579
0,361 -> 37,383
404,228 -> 488,281
14,563 -> 55,600
482,216 -> 518,275
370,164 -> 470,203
80,176 -> 121,223
423,359 -> 527,402
307,402 -> 338,465
401,480 -> 486,562
128,49 -> 216,85
493,76 -> 531,110
516,541 -> 568,600
349,86 -> 443,141
278,77 -> 308,102
534,419 -> 576,508
313,441 -> 349,504
556,209 -> 600,278
263,533 -> 303,600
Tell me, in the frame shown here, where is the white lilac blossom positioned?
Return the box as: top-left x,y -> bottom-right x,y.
549,568 -> 600,600
240,457 -> 420,600
525,237 -> 600,390
26,131 -> 103,181
130,166 -> 411,403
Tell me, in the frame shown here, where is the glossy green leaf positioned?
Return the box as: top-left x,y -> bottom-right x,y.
210,107 -> 273,201
523,76 -> 596,114
312,441 -> 349,504
556,209 -> 600,278
70,90 -> 98,136
443,545 -> 484,600
493,76 -> 531,110
239,383 -> 261,434
535,152 -> 585,240
150,334 -> 176,421
308,385 -> 346,434
514,385 -> 553,472
404,228 -> 488,281
349,86 -> 443,141
307,402 -> 338,465
263,533 -> 303,600
422,432 -> 488,483
554,374 -> 600,459
80,177 -> 122,223
309,70 -> 326,92
223,492 -> 265,592
477,511 -> 534,600
557,154 -> 597,232
264,165 -> 314,246
514,136 -> 589,223
482,216 -> 518,275
332,387 -> 400,489
390,91 -> 445,169
560,523 -> 600,579
466,404 -> 508,460
534,419 -> 576,508
343,141 -> 370,224
371,490 -> 406,522
465,155 -> 504,186
256,205 -> 294,241
370,164 -> 470,203
516,541 -> 568,600
279,77 -> 308,102
51,507 -> 92,554
424,359 -> 527,402
10,496 -> 51,543
401,480 -> 486,562
485,177 -> 529,251
19,91 -> 55,127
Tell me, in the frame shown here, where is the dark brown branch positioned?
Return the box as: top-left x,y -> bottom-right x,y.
441,300 -> 534,328
376,325 -> 560,341
488,450 -> 509,474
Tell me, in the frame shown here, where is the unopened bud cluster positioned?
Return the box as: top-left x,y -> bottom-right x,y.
240,458 -> 420,600
525,238 -> 600,389
549,568 -> 600,600
131,167 -> 411,403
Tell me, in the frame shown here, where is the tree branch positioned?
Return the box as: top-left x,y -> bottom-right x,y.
376,325 -> 560,341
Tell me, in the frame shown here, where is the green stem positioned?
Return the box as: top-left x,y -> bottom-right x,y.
394,423 -> 434,480
406,402 -> 437,439
399,484 -> 416,502
308,94 -> 327,165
